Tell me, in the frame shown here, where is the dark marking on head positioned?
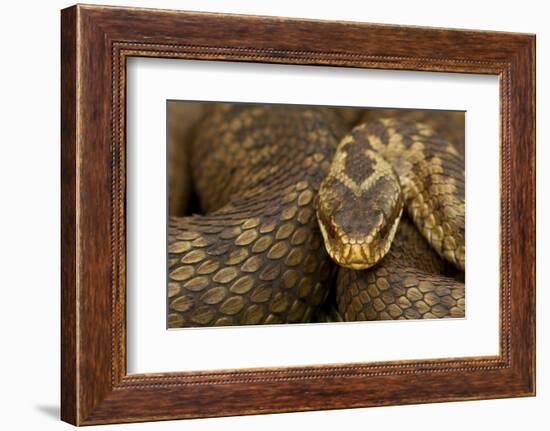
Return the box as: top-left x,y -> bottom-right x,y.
329,174 -> 400,241
342,142 -> 376,184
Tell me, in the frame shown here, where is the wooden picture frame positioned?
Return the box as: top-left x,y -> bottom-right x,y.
61,4 -> 535,425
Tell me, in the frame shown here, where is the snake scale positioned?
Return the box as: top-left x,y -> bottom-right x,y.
167,104 -> 465,327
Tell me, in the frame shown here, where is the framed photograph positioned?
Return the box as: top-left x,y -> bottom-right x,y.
61,4 -> 535,425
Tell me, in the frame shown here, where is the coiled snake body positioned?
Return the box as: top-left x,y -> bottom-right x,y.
168,104 -> 465,327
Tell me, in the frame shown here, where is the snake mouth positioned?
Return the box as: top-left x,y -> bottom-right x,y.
339,244 -> 379,270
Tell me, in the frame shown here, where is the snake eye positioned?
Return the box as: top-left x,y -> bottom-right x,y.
377,213 -> 389,238
326,220 -> 337,238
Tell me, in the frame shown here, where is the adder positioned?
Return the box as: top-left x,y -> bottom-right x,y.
167,104 -> 465,327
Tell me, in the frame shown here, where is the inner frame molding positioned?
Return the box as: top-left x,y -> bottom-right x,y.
115,43 -> 509,380
61,4 -> 534,425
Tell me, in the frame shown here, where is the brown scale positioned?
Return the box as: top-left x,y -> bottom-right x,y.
168,104 -> 346,327
317,109 -> 465,321
361,108 -> 465,156
336,216 -> 464,321
347,115 -> 466,270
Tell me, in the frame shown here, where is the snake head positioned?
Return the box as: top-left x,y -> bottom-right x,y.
316,135 -> 403,270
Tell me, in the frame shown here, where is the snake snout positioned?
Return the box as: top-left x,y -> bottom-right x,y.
318,203 -> 404,270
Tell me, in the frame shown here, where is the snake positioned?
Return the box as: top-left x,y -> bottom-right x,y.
167,104 -> 465,328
